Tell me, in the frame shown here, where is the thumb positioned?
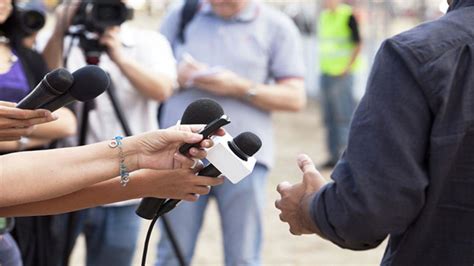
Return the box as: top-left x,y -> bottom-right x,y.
297,154 -> 325,189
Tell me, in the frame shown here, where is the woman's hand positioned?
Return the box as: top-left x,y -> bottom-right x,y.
128,125 -> 225,171
99,27 -> 125,64
0,101 -> 57,141
137,168 -> 225,202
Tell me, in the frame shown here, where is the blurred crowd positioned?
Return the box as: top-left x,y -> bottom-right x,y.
0,0 -> 459,266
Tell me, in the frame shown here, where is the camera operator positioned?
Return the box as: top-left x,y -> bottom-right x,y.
42,1 -> 177,265
0,1 -> 77,265
0,0 -> 76,154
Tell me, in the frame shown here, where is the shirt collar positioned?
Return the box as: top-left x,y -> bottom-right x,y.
200,0 -> 259,22
448,0 -> 474,12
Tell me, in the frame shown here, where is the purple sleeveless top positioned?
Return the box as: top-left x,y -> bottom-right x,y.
0,51 -> 31,103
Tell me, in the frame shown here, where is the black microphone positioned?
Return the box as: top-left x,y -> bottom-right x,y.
135,98 -> 230,220
17,68 -> 74,110
39,65 -> 109,112
155,132 -> 262,218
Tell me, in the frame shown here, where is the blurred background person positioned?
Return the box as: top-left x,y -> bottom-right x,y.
318,0 -> 361,168
0,0 -> 76,265
42,0 -> 177,265
156,0 -> 306,265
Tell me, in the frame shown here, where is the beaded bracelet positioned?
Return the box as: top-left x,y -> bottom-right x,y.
109,136 -> 130,187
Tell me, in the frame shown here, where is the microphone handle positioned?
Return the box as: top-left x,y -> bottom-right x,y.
17,82 -> 60,110
38,93 -> 75,112
197,164 -> 222,177
135,198 -> 166,220
155,164 -> 222,218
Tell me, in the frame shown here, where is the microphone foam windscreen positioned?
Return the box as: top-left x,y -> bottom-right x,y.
234,132 -> 262,156
181,98 -> 224,124
45,68 -> 74,95
70,65 -> 110,101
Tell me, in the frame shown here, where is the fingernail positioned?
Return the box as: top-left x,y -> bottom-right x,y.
42,110 -> 51,117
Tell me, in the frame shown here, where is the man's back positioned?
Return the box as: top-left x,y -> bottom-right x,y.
384,3 -> 474,264
308,2 -> 474,265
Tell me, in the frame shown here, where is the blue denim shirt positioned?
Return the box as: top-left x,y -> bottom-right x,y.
312,1 -> 474,265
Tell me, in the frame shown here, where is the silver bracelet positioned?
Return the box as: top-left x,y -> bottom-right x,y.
108,136 -> 130,187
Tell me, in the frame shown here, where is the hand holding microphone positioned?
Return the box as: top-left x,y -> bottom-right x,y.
136,98 -> 230,219
0,101 -> 57,141
155,131 -> 263,217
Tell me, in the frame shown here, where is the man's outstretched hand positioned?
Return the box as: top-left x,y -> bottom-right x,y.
275,154 -> 328,236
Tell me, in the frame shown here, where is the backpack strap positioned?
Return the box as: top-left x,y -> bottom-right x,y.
177,0 -> 200,44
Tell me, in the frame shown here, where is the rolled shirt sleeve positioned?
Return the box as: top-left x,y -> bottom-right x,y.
311,39 -> 431,249
269,16 -> 305,80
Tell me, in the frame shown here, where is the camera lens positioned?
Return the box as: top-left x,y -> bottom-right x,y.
21,10 -> 46,32
97,5 -> 121,21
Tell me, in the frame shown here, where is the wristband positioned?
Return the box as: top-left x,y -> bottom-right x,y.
17,137 -> 29,151
243,83 -> 258,102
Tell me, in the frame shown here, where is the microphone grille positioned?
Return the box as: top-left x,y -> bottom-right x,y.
70,65 -> 110,101
181,98 -> 224,125
45,68 -> 74,95
233,132 -> 262,157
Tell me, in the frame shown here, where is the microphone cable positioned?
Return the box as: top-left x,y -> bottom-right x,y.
141,214 -> 158,266
141,214 -> 187,266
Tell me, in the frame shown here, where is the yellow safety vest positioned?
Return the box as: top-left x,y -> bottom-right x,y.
318,4 -> 360,76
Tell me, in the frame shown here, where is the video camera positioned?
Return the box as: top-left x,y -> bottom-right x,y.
68,0 -> 134,63
16,2 -> 46,37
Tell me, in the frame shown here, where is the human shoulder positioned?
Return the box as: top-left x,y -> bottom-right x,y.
390,13 -> 474,64
259,3 -> 298,32
125,26 -> 171,47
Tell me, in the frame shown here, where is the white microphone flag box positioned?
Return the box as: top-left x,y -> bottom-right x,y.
206,133 -> 256,184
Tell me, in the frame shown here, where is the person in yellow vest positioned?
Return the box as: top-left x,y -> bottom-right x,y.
318,0 -> 361,168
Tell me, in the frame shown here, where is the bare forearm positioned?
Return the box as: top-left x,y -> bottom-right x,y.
0,176 -> 144,216
246,80 -> 306,112
29,108 -> 77,139
346,44 -> 362,71
115,59 -> 174,101
0,138 -> 51,152
0,139 -> 138,207
43,31 -> 65,70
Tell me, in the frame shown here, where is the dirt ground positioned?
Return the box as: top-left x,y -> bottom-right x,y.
70,100 -> 387,265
